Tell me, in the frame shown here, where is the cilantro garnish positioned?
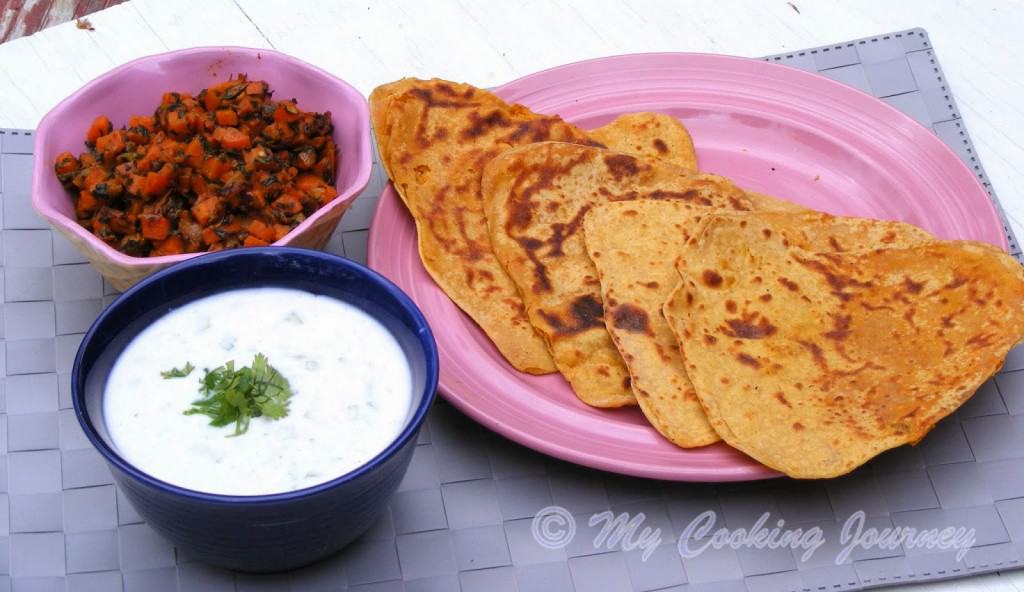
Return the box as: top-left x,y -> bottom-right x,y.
164,354 -> 292,437
160,361 -> 195,379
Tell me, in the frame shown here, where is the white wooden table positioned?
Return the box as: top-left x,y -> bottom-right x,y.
1,1 -> 1022,590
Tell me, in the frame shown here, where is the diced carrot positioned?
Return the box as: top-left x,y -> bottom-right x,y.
201,227 -> 220,246
246,219 -> 267,236
157,139 -> 184,164
295,173 -> 324,193
106,210 -> 133,235
152,235 -> 184,256
219,170 -> 246,195
90,217 -> 108,237
201,91 -> 215,111
140,214 -> 171,241
219,219 -> 244,234
125,174 -> 145,196
142,164 -> 175,198
246,188 -> 266,209
95,131 -> 126,162
295,173 -> 336,202
273,101 -> 301,123
313,141 -> 337,182
79,152 -> 99,167
246,219 -> 276,242
272,224 -> 291,241
125,127 -> 148,145
112,215 -> 134,235
177,212 -> 203,248
166,110 -> 189,136
212,126 -> 251,150
86,116 -> 112,144
242,115 -> 263,136
75,191 -> 99,218
261,122 -> 293,144
207,78 -> 238,94
190,174 -> 209,197
271,193 -> 303,215
215,109 -> 238,126
185,110 -> 202,133
202,157 -> 232,181
191,195 -> 221,225
128,115 -> 156,131
175,167 -> 192,190
294,147 -> 317,170
54,152 -> 79,175
199,111 -> 217,134
245,81 -> 266,96
138,144 -> 162,172
182,137 -> 204,169
235,97 -> 256,118
125,199 -> 143,221
318,184 -> 338,202
243,146 -> 271,171
243,235 -> 269,247
81,167 -> 109,192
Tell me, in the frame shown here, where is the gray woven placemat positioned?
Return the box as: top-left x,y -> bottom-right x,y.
1,28 -> 1023,592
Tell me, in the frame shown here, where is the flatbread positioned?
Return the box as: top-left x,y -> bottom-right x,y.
590,114 -> 804,215
369,79 -> 601,374
585,208 -> 926,447
370,78 -> 702,374
590,113 -> 698,173
665,213 -> 1024,478
583,201 -> 719,444
661,211 -> 933,452
482,142 -> 758,407
683,210 -> 935,257
745,192 -> 808,212
369,78 -> 420,180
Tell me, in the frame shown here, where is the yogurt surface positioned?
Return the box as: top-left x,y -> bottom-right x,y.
104,287 -> 413,495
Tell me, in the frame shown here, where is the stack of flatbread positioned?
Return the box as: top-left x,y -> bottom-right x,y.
371,77 -> 1024,478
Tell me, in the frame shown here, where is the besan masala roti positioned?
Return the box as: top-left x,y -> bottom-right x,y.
583,201 -> 719,445
590,113 -> 698,173
482,142 -> 764,407
370,78 -> 699,374
584,207 -> 923,448
665,212 -> 1024,478
370,79 -> 594,374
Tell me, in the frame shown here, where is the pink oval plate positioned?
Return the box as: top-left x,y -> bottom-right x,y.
367,53 -> 1007,482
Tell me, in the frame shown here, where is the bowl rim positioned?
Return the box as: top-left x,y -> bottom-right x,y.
31,45 -> 373,268
71,247 -> 439,504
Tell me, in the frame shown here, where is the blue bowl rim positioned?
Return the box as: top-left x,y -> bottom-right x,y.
71,246 -> 439,505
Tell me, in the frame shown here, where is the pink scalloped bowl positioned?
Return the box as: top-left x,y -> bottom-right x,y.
31,46 -> 371,290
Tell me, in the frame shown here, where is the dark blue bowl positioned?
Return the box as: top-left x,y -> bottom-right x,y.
72,247 -> 438,572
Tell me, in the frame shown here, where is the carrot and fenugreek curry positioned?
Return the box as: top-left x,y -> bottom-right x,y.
54,74 -> 338,256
